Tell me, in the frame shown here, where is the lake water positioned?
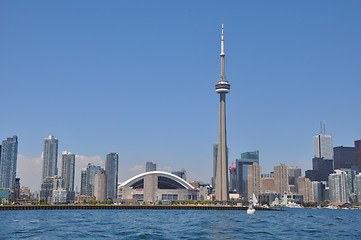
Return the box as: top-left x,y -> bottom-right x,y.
1,208 -> 360,239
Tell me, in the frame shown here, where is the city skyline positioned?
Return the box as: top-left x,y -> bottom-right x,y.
1,1 -> 361,191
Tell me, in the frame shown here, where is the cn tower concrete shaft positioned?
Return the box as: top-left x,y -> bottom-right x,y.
215,93 -> 229,201
215,23 -> 230,201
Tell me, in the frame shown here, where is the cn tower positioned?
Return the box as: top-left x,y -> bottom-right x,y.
215,23 -> 230,201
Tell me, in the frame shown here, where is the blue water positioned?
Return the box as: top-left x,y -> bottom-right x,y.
1,208 -> 360,239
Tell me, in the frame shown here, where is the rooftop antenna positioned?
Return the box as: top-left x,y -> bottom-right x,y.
320,121 -> 323,134
323,121 -> 326,134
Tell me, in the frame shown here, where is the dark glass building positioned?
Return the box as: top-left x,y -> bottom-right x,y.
106,153 -> 119,199
305,157 -> 333,181
0,136 -> 18,189
236,151 -> 259,199
354,140 -> 361,170
333,146 -> 357,170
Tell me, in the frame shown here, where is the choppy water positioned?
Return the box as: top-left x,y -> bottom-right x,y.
1,208 -> 360,239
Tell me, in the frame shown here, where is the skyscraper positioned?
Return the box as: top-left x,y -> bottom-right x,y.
215,23 -> 231,201
94,170 -> 107,202
146,162 -> 156,172
229,166 -> 237,193
172,169 -> 187,180
106,152 -> 119,199
274,163 -> 289,195
0,136 -> 18,190
313,133 -> 333,160
354,173 -> 361,203
288,166 -> 302,193
85,163 -> 102,196
236,151 -> 259,199
247,162 -> 261,200
61,151 -> 75,191
42,135 -> 59,181
80,169 -> 87,195
333,146 -> 357,170
306,132 -> 334,182
329,170 -> 349,203
212,143 -> 218,188
297,176 -> 313,203
355,140 -> 361,170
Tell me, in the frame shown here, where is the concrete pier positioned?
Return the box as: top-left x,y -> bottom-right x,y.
0,205 -> 282,211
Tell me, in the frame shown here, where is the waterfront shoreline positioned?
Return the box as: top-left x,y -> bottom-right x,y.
0,204 -> 282,211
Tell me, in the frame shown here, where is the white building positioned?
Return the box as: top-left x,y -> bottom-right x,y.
119,171 -> 198,203
354,173 -> 361,203
329,170 -> 349,202
313,134 -> 333,159
52,189 -> 68,204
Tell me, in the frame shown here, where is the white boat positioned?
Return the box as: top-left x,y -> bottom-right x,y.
247,204 -> 255,214
247,194 -> 257,214
285,202 -> 303,208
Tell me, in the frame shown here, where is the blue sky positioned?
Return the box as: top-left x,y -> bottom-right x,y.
1,1 -> 360,191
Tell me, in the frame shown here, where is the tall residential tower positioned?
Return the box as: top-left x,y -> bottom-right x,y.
61,151 -> 75,191
0,136 -> 18,189
106,152 -> 119,199
215,23 -> 231,201
42,135 -> 59,180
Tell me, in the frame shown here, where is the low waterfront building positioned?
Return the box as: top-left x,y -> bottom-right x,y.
52,189 -> 68,204
0,188 -> 10,204
75,195 -> 95,203
119,171 -> 198,203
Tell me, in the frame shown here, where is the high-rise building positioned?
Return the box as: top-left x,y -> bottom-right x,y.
260,177 -> 275,194
40,177 -> 54,202
146,162 -> 156,172
306,158 -> 334,182
297,177 -> 313,203
288,166 -> 302,193
215,23 -> 231,201
333,146 -> 358,170
241,151 -> 259,160
94,170 -> 107,202
355,140 -> 361,170
42,135 -> 59,181
80,169 -> 87,195
313,133 -> 333,160
172,169 -> 187,180
229,166 -> 237,193
61,151 -> 75,191
85,163 -> 103,196
329,170 -> 349,203
274,163 -> 289,195
247,163 -> 260,199
354,173 -> 361,203
236,151 -> 259,199
106,152 -> 119,199
306,131 -> 334,182
312,181 -> 322,202
212,143 -> 218,188
14,178 -> 20,200
0,136 -> 18,190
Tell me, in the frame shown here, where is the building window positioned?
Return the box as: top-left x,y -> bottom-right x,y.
162,194 -> 178,200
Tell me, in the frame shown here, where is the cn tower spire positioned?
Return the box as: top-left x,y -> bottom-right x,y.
215,22 -> 230,201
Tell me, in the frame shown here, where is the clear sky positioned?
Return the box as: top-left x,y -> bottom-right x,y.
1,1 -> 361,191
